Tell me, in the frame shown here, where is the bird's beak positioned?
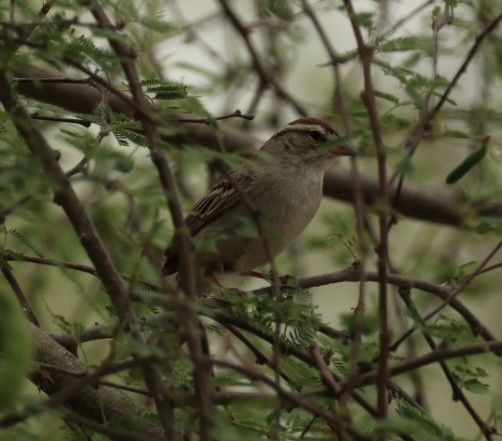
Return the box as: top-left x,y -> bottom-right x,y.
331,143 -> 357,157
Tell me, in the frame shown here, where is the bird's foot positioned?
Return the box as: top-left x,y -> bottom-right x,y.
241,270 -> 267,280
241,271 -> 297,286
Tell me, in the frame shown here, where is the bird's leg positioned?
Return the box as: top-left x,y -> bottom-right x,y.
241,270 -> 267,280
206,272 -> 224,287
242,271 -> 296,287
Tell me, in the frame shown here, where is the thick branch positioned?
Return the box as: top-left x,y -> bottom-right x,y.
12,66 -> 502,228
28,324 -> 164,438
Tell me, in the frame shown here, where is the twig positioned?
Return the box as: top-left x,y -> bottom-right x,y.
217,0 -> 307,116
225,324 -> 297,387
64,60 -> 158,126
378,0 -> 434,40
298,267 -> 497,347
175,109 -> 255,124
8,1 -> 54,53
388,12 -> 502,206
0,264 -> 39,326
15,77 -> 93,84
0,19 -> 122,30
390,240 -> 502,352
310,345 -> 347,441
208,310 -> 382,422
424,335 -> 495,440
1,250 -> 161,291
342,0 -> 390,426
88,1 -> 211,438
30,113 -> 91,127
207,358 -> 373,441
63,410 -> 165,441
422,240 -> 502,322
346,340 -> 502,391
0,67 -> 174,438
300,0 -> 353,65
301,0 -> 370,385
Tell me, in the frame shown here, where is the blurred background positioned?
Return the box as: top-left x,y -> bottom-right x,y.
2,0 -> 501,439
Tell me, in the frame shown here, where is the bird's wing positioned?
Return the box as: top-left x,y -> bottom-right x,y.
185,170 -> 257,236
162,169 -> 257,275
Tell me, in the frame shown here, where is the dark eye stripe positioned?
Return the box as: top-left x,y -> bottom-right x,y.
308,130 -> 324,141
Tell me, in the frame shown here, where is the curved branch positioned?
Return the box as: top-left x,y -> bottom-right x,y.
23,324 -> 163,438
298,267 -> 497,346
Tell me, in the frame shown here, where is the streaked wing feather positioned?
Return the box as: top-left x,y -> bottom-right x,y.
162,169 -> 258,275
186,170 -> 256,236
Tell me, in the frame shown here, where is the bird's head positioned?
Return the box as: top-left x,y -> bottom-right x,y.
263,117 -> 356,169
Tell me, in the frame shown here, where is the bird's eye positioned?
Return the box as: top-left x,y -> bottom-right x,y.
308,131 -> 324,142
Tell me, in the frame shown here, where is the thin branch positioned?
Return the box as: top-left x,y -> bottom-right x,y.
207,358 -> 373,441
0,73 -> 135,323
310,345 -> 347,441
388,11 -> 502,208
342,0 -> 389,425
8,1 -> 54,53
298,267 -> 498,347
63,410 -> 165,441
301,0 -> 370,388
88,1 -> 211,438
422,240 -> 502,322
378,0 -> 434,40
30,113 -> 91,127
15,77 -> 93,84
0,264 -> 39,326
423,335 -> 495,440
175,109 -> 255,124
391,240 -> 502,352
225,324 -> 297,387
208,310 -> 382,421
0,69 -> 174,438
347,340 -> 502,390
217,0 -> 307,116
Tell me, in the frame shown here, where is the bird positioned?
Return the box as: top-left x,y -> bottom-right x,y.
163,117 -> 355,289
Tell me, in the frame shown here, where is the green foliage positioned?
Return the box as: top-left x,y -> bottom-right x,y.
453,357 -> 490,394
379,36 -> 432,55
372,58 -> 454,109
256,0 -> 294,21
425,315 -> 473,345
0,288 -> 32,413
445,136 -> 490,184
395,399 -> 458,441
142,78 -> 188,100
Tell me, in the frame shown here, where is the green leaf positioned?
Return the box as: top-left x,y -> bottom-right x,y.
394,157 -> 414,175
464,379 -> 489,394
257,0 -> 294,21
493,396 -> 502,421
340,312 -> 378,336
445,136 -> 490,184
442,129 -> 471,139
139,16 -> 177,33
405,304 -> 426,329
379,36 -> 432,55
0,288 -> 32,412
374,90 -> 401,105
356,12 -> 374,29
